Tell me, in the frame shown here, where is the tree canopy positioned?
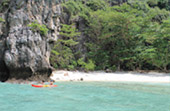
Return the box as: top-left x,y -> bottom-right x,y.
50,0 -> 170,72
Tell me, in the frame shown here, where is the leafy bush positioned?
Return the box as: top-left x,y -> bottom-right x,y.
147,0 -> 158,7
77,58 -> 86,66
78,58 -> 95,71
0,0 -> 10,6
86,0 -> 108,11
28,22 -> 48,36
62,0 -> 90,21
84,60 -> 96,71
0,0 -> 10,12
0,17 -> 5,22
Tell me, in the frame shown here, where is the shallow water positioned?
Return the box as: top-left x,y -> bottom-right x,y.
0,82 -> 170,111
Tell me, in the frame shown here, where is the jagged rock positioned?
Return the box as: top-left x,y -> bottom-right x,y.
0,0 -> 129,82
0,0 -> 61,81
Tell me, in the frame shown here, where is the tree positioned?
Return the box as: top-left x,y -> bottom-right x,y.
50,24 -> 80,70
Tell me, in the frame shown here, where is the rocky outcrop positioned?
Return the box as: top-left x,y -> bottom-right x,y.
0,0 -> 61,81
0,0 -> 129,82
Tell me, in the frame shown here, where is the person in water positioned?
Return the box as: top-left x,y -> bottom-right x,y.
41,80 -> 45,85
49,80 -> 54,85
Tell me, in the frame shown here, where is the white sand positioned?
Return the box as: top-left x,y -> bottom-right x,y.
50,70 -> 170,83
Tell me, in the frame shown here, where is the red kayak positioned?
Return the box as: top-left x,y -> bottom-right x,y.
31,84 -> 57,88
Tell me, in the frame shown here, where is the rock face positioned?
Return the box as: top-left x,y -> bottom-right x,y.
0,0 -> 61,81
0,0 -> 128,82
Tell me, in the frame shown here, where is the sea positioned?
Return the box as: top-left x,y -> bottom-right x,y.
0,82 -> 170,111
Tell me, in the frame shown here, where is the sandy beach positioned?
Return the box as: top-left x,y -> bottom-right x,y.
50,70 -> 170,83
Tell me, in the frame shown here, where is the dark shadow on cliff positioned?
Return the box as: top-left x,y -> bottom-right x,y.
0,60 -> 9,82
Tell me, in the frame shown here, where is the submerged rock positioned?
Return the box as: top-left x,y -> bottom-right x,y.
0,0 -> 61,81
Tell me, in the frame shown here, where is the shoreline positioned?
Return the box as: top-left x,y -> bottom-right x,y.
3,70 -> 170,84
50,70 -> 170,83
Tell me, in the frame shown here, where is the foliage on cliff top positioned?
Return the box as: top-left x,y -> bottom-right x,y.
61,0 -> 109,22
128,0 -> 170,10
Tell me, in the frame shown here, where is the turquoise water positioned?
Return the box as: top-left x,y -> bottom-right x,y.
0,82 -> 170,111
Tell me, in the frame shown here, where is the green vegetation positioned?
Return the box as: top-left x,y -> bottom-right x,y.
77,58 -> 95,71
0,0 -> 10,6
0,0 -> 10,12
86,2 -> 170,71
0,17 -> 5,22
50,24 -> 81,70
28,21 -> 48,36
51,0 -> 170,72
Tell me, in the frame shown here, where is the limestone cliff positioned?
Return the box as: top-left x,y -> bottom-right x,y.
0,0 -> 61,81
0,0 -> 128,82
